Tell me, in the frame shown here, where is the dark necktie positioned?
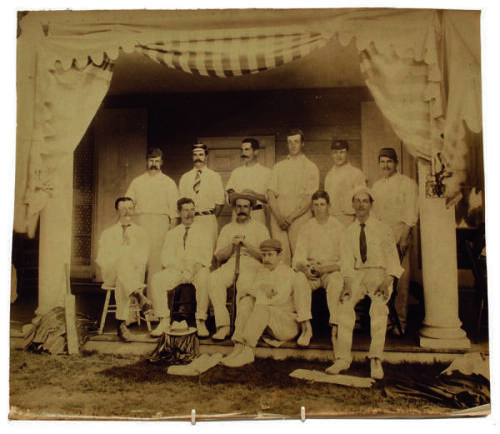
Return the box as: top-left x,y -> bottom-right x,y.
359,223 -> 367,263
183,225 -> 190,249
193,170 -> 202,194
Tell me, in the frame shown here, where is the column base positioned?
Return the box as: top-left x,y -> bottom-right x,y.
420,336 -> 471,350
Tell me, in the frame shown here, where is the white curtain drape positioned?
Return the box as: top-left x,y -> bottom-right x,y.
440,11 -> 482,200
334,9 -> 444,164
17,14 -> 113,235
15,9 -> 482,234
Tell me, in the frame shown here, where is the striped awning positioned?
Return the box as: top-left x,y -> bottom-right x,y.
137,30 -> 329,78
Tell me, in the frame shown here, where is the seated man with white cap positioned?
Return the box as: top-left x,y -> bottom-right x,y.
326,185 -> 402,380
208,190 -> 270,340
222,239 -> 300,368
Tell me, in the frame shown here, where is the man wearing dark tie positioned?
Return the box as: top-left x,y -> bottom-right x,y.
326,186 -> 402,380
96,197 -> 151,341
149,198 -> 213,338
179,143 -> 225,247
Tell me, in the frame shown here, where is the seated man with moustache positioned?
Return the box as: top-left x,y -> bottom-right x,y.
208,191 -> 270,341
149,197 -> 213,338
222,239 -> 300,367
326,186 -> 402,380
96,197 -> 151,341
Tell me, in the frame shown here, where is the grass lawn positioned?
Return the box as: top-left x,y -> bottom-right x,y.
9,348 -> 457,420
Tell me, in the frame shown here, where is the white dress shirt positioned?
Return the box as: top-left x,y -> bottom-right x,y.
160,221 -> 213,271
293,216 -> 344,267
96,222 -> 150,272
216,220 -> 270,259
341,216 -> 403,279
126,172 -> 179,217
267,153 -> 319,215
254,264 -> 296,308
226,163 -> 271,205
324,163 -> 366,217
372,172 -> 418,230
179,167 -> 225,212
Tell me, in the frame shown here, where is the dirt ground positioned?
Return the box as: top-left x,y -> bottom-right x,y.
9,348 -> 463,420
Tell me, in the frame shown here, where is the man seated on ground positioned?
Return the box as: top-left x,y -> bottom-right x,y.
208,191 -> 270,340
149,197 -> 213,338
326,186 -> 402,380
96,197 -> 152,341
222,239 -> 300,368
293,190 -> 344,347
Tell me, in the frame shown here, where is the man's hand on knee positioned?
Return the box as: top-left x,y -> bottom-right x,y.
374,276 -> 394,301
339,278 -> 352,303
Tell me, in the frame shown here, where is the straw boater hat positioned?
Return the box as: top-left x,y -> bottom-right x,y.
229,189 -> 257,208
167,320 -> 197,337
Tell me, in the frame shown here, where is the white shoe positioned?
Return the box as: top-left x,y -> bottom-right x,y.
325,359 -> 351,375
196,320 -> 209,338
222,343 -> 244,365
212,326 -> 231,341
297,321 -> 313,347
223,346 -> 255,367
370,358 -> 384,380
150,317 -> 170,337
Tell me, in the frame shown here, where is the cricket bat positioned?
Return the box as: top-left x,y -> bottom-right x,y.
64,263 -> 80,355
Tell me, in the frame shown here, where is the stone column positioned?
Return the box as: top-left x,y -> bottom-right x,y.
37,154 -> 74,317
417,160 -> 470,349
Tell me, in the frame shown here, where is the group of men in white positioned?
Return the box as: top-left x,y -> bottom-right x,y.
96,129 -> 418,379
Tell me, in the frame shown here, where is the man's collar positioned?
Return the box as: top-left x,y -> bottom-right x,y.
287,153 -> 305,160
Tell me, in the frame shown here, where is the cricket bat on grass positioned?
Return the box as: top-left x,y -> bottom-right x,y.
64,263 -> 80,355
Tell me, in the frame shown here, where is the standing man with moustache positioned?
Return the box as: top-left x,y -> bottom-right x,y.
126,148 -> 179,290
179,143 -> 225,247
226,138 -> 271,227
267,129 -> 320,265
372,147 -> 419,336
324,139 -> 366,227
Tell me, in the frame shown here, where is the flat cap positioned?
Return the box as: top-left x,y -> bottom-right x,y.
259,239 -> 282,252
378,147 -> 398,162
331,139 -> 349,151
146,148 -> 163,158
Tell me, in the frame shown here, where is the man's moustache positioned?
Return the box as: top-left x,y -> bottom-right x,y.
237,212 -> 248,216
194,159 -> 203,163
149,166 -> 159,170
241,155 -> 249,159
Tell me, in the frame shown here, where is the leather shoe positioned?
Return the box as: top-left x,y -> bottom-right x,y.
196,320 -> 210,338
150,317 -> 171,337
212,326 -> 231,341
297,320 -> 313,347
118,322 -> 134,342
223,345 -> 254,367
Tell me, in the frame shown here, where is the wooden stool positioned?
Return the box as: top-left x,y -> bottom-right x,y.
99,284 -> 152,334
